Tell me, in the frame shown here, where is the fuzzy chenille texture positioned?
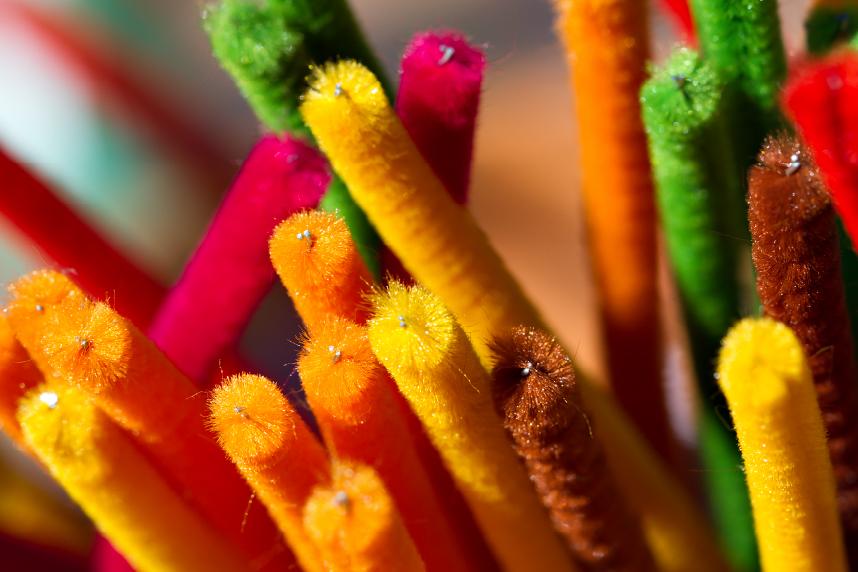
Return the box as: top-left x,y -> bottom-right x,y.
748,134 -> 858,566
368,282 -> 575,572
298,316 -> 469,572
8,272 -> 289,570
641,47 -> 757,569
491,326 -> 655,572
18,385 -> 250,572
718,319 -> 847,572
209,373 -> 329,572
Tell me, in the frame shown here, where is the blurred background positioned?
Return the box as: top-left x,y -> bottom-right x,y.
0,0 -> 810,566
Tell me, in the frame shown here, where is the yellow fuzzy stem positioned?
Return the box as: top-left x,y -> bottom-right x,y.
367,282 -> 574,572
18,384 -> 248,572
718,318 -> 847,572
303,460 -> 425,572
301,61 -> 543,363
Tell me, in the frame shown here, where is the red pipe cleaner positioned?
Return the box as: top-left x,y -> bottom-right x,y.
148,135 -> 329,384
783,53 -> 858,248
0,147 -> 165,328
4,2 -> 230,185
396,31 -> 485,205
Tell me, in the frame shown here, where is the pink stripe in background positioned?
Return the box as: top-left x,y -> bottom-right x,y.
148,134 -> 330,385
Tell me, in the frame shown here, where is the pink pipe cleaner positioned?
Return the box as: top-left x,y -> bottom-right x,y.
92,535 -> 133,572
396,31 -> 485,205
148,135 -> 329,384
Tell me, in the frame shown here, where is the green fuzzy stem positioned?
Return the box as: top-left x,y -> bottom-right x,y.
641,48 -> 759,572
806,7 -> 858,54
688,0 -> 786,167
204,1 -> 310,134
204,0 -> 387,278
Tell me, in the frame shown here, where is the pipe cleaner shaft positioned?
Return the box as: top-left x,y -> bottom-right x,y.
0,148 -> 164,328
748,134 -> 858,564
641,47 -> 756,569
270,211 -> 372,331
718,318 -> 847,572
491,326 -> 656,572
204,0 -> 386,278
369,282 -> 577,572
7,273 -> 290,570
303,460 -> 425,572
0,315 -> 42,447
148,134 -> 328,384
301,60 -> 545,364
553,0 -> 671,463
396,31 -> 485,205
298,317 -> 472,572
688,0 -> 786,164
209,374 -> 330,572
18,385 -> 249,572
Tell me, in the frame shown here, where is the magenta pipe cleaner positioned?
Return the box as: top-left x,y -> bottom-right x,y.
396,31 -> 486,205
148,134 -> 329,384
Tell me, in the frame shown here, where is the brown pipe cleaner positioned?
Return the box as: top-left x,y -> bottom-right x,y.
749,133 -> 858,562
490,326 -> 655,571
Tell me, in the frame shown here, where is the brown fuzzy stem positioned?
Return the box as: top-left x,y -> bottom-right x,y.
490,326 -> 655,571
749,133 -> 858,561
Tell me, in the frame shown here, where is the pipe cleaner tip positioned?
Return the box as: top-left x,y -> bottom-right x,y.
749,134 -> 829,224
301,61 -> 385,126
41,299 -> 130,393
368,282 -> 455,373
208,373 -> 296,466
717,318 -> 807,409
303,461 -> 401,560
490,326 -> 576,429
298,317 -> 378,419
17,385 -> 100,474
7,269 -> 81,310
402,30 -> 485,81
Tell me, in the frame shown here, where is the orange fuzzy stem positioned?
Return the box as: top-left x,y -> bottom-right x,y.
8,271 -> 291,571
209,373 -> 331,572
303,460 -> 425,572
553,0 -> 670,463
270,210 -> 372,330
0,314 -> 42,447
297,317 -> 471,572
5,270 -> 87,374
